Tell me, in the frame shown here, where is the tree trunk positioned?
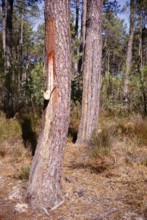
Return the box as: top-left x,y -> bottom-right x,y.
5,0 -> 13,71
139,11 -> 147,116
74,0 -> 80,72
81,0 -> 87,53
2,0 -> 6,63
2,0 -> 14,117
27,0 -> 72,210
78,0 -> 87,73
123,0 -> 135,109
75,0 -> 79,37
76,0 -> 103,144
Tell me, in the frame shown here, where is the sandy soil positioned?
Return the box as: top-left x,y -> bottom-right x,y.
0,141 -> 147,220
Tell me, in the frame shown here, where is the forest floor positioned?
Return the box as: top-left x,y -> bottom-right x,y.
0,114 -> 147,220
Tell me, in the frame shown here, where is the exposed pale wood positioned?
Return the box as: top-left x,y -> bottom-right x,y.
27,0 -> 72,210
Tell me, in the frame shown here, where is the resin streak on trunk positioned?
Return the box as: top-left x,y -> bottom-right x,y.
27,0 -> 71,210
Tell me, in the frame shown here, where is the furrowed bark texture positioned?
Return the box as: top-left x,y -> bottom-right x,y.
76,0 -> 103,144
27,0 -> 71,209
123,0 -> 135,108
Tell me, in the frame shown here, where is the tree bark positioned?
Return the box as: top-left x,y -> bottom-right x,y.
123,0 -> 135,108
5,0 -> 13,71
81,0 -> 87,53
78,0 -> 87,72
75,0 -> 79,37
2,0 -> 6,63
139,11 -> 147,116
2,0 -> 14,117
27,0 -> 72,210
76,0 -> 103,144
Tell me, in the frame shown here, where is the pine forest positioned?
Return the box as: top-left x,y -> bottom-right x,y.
0,0 -> 147,219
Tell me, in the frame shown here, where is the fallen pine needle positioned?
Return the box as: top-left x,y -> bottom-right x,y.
93,208 -> 117,220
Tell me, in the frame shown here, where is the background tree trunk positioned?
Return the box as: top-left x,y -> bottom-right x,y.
139,10 -> 147,116
27,0 -> 72,210
78,0 -> 87,73
2,0 -> 14,117
76,0 -> 103,144
2,0 -> 6,63
75,0 -> 79,37
123,0 -> 135,109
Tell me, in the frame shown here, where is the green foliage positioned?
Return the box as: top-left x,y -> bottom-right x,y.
102,13 -> 127,74
25,63 -> 45,109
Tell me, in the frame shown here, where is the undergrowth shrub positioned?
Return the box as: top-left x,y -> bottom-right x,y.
114,117 -> 147,146
89,126 -> 112,158
68,101 -> 81,142
0,114 -> 22,142
88,115 -> 147,159
15,166 -> 30,180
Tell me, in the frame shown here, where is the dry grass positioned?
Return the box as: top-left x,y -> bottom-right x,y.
0,114 -> 147,219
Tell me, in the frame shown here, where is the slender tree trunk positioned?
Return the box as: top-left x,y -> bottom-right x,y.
81,0 -> 87,52
2,0 -> 14,117
5,0 -> 13,71
74,0 -> 80,72
139,12 -> 143,70
123,0 -> 135,108
139,11 -> 147,116
27,0 -> 72,210
2,0 -> 6,64
107,50 -> 110,73
76,0 -> 103,144
78,0 -> 87,72
75,0 -> 79,37
18,10 -> 24,90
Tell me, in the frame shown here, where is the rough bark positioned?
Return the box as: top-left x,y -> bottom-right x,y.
2,0 -> 14,117
123,0 -> 135,108
27,0 -> 72,210
76,0 -> 103,144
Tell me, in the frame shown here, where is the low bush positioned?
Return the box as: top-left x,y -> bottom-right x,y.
89,126 -> 112,158
15,166 -> 30,180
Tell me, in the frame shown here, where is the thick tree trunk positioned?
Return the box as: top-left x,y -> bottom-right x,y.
76,0 -> 103,144
123,0 -> 135,108
27,0 -> 72,210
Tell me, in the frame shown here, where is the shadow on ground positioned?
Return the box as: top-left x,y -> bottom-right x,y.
19,117 -> 37,156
